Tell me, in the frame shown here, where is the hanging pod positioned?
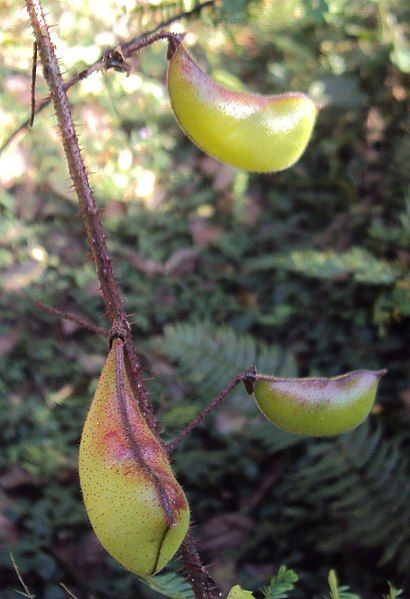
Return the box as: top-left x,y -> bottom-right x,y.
79,338 -> 190,575
253,369 -> 386,436
167,40 -> 318,172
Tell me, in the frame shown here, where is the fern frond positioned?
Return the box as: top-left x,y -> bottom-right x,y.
286,422 -> 410,572
153,322 -> 297,399
138,571 -> 194,599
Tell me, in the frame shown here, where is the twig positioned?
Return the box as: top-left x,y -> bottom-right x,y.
25,1 -> 218,596
0,96 -> 50,152
166,367 -> 256,454
59,583 -> 80,599
29,42 -> 37,127
10,553 -> 35,599
0,0 -> 215,155
131,0 -> 215,39
34,300 -> 109,336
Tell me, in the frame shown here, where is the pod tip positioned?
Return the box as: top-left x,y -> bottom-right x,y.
375,368 -> 388,378
167,33 -> 185,60
313,98 -> 329,111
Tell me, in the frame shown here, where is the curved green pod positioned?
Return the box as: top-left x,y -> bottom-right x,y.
79,339 -> 190,575
253,369 -> 386,437
167,41 -> 318,173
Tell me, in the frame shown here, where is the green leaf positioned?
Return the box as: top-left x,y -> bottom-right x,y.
262,565 -> 299,598
383,582 -> 404,599
326,570 -> 361,599
227,585 -> 255,598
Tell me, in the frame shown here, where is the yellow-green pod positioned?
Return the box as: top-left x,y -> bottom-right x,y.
167,41 -> 318,173
253,369 -> 386,437
79,338 -> 190,575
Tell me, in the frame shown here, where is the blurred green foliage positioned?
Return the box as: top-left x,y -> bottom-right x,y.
0,0 -> 409,597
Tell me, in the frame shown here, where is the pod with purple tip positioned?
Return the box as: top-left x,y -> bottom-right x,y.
79,338 -> 190,575
167,40 -> 318,172
253,369 -> 386,436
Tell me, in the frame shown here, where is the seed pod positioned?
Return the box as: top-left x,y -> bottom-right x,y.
167,41 -> 318,172
79,338 -> 190,575
253,369 -> 386,436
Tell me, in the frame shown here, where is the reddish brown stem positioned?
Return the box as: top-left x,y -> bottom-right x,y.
180,532 -> 219,599
167,368 -> 256,454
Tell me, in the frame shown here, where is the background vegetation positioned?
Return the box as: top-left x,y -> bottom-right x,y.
0,0 -> 409,597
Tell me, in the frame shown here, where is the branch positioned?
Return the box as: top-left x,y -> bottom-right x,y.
25,1 -> 218,596
10,553 -> 35,599
167,368 -> 256,454
0,0 -> 215,155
